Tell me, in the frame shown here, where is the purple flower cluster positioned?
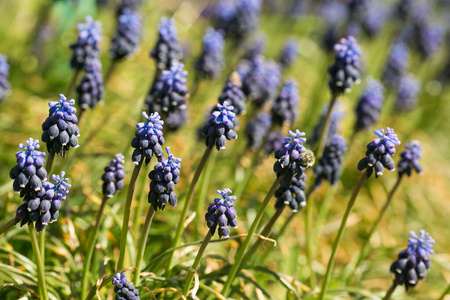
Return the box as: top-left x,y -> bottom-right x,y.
398,141 -> 423,177
271,79 -> 299,127
240,56 -> 281,108
150,17 -> 183,70
314,134 -> 347,187
165,108 -> 188,132
102,154 -> 126,198
311,103 -> 345,146
205,189 -> 238,238
10,139 -> 47,194
354,78 -> 385,132
382,42 -> 409,89
243,34 -> 266,61
390,230 -> 434,291
357,128 -> 401,178
70,16 -> 102,70
362,1 -> 387,37
218,72 -> 246,116
278,38 -> 299,69
201,102 -> 238,150
116,0 -> 142,16
131,112 -> 165,165
246,112 -> 272,150
16,172 -> 71,232
145,62 -> 188,115
274,172 -> 307,212
328,36 -> 362,94
41,94 -> 80,156
194,27 -> 224,79
112,272 -> 140,299
264,131 -> 284,155
110,9 -> 142,61
395,75 -> 420,112
0,54 -> 10,103
148,147 -> 181,211
76,59 -> 104,110
418,23 -> 444,59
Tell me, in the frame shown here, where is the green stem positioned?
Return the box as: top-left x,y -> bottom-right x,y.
132,165 -> 150,248
221,179 -> 280,297
241,205 -> 286,265
38,230 -> 45,262
40,151 -> 55,264
314,92 -> 338,160
438,283 -> 450,300
382,282 -> 398,300
80,195 -> 109,299
182,231 -> 213,298
304,184 -> 316,288
117,163 -> 142,271
165,147 -> 212,274
45,151 -> 55,175
67,68 -> 81,99
104,60 -> 117,86
0,218 -> 19,236
318,169 -> 369,300
347,175 -> 403,284
28,224 -> 49,300
134,206 -> 156,286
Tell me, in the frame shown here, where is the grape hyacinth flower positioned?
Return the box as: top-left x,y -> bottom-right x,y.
354,78 -> 385,132
241,56 -> 281,108
417,23 -> 444,59
16,172 -> 71,232
201,101 -> 238,150
110,9 -> 142,61
314,134 -> 347,187
271,79 -> 299,127
218,72 -> 246,115
131,111 -> 165,165
274,130 -> 313,185
398,141 -> 423,177
145,61 -> 188,115
112,273 -> 140,299
212,0 -> 237,34
390,230 -> 434,291
117,0 -> 142,16
264,131 -> 284,155
274,172 -> 307,212
357,127 -> 401,178
382,43 -> 409,89
10,139 -> 47,194
150,17 -> 183,70
76,59 -> 104,111
165,108 -> 188,132
194,27 -> 224,79
242,34 -> 266,61
225,0 -> 262,43
362,1 -> 387,37
311,103 -> 345,146
278,38 -> 299,69
205,189 -> 238,238
246,112 -> 272,150
0,54 -> 10,103
395,75 -> 420,112
70,16 -> 102,70
102,154 -> 126,198
41,94 -> 80,157
328,36 -> 362,95
148,147 -> 181,211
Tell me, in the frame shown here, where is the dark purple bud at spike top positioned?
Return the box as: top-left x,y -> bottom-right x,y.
358,127 -> 401,178
102,154 -> 125,198
112,272 -> 140,299
132,111 -> 165,165
271,79 -> 299,127
42,94 -> 80,157
194,27 -> 224,79
70,16 -> 102,70
76,58 -> 104,111
150,17 -> 183,70
354,77 -> 385,132
0,54 -> 11,104
205,189 -> 237,238
390,230 -> 434,291
202,101 -> 238,150
148,147 -> 181,211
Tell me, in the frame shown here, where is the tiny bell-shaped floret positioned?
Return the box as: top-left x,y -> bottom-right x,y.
205,189 -> 238,238
102,154 -> 126,198
274,172 -> 307,212
112,272 -> 140,300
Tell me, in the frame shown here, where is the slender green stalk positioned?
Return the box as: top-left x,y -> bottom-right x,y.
304,184 -> 316,288
104,61 -> 117,85
28,224 -> 49,300
382,282 -> 398,300
132,165 -> 150,246
67,68 -> 81,99
221,179 -> 280,297
117,163 -> 142,271
39,151 -> 55,264
347,175 -> 403,284
38,231 -> 45,262
0,218 -> 18,235
80,195 -> 109,299
182,231 -> 213,297
438,283 -> 450,300
314,92 -> 338,160
241,205 -> 285,265
318,169 -> 369,300
45,151 -> 55,176
165,147 -> 212,274
134,206 -> 156,286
